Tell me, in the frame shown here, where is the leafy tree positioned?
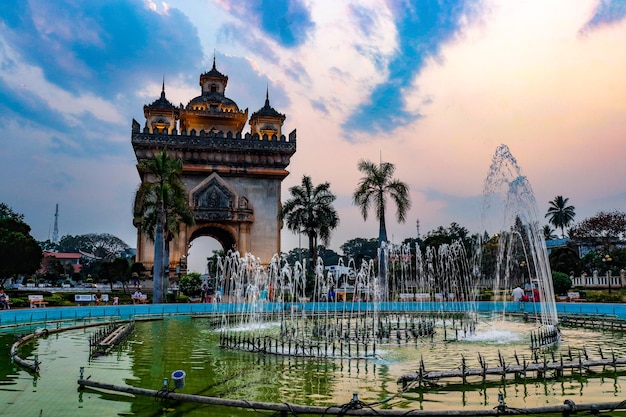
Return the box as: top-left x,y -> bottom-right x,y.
0,203 -> 25,221
570,210 -> 626,245
179,272 -> 202,297
551,271 -> 572,295
280,175 -> 339,276
318,246 -> 341,267
283,247 -> 309,267
40,256 -> 65,285
100,258 -> 131,290
422,222 -> 473,251
133,148 -> 188,303
545,196 -> 575,238
54,233 -> 130,261
340,237 -> 379,268
80,233 -> 130,260
0,204 -> 43,286
549,246 -> 581,276
353,160 -> 411,247
56,235 -> 83,253
542,225 -> 558,240
39,239 -> 58,252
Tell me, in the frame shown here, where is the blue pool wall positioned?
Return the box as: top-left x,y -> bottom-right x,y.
1,301 -> 625,329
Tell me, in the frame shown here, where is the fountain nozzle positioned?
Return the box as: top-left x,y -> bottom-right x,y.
497,393 -> 506,411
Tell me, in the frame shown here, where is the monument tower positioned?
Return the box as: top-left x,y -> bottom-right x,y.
132,58 -> 297,273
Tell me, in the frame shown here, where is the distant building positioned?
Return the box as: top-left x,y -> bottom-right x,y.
41,251 -> 83,274
545,238 -> 626,258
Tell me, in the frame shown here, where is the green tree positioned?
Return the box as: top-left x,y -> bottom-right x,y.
40,256 -> 64,285
545,196 -> 575,238
422,222 -> 473,251
552,271 -> 572,295
134,169 -> 195,289
179,272 -> 202,297
0,203 -> 25,221
283,247 -> 309,267
340,237 -> 379,271
549,246 -> 581,276
133,148 -> 190,303
280,175 -> 340,276
353,160 -> 411,247
109,258 -> 131,290
542,225 -> 558,240
0,204 -> 43,286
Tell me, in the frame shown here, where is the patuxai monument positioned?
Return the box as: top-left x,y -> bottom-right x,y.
131,58 -> 297,273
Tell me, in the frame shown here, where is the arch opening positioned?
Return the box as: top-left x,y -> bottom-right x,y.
185,225 -> 236,274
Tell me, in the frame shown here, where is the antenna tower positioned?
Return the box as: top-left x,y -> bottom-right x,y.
52,204 -> 59,244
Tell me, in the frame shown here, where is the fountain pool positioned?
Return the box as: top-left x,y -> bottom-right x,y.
2,305 -> 626,416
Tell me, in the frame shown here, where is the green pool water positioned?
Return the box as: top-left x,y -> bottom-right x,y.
2,315 -> 626,416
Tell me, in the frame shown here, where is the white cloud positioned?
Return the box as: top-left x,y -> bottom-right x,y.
0,35 -> 125,126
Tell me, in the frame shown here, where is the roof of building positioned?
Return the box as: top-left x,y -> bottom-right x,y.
251,89 -> 285,120
145,80 -> 176,111
43,251 -> 82,259
545,238 -> 570,249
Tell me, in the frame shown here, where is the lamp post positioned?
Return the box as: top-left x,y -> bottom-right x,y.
520,261 -> 527,288
603,254 -> 613,294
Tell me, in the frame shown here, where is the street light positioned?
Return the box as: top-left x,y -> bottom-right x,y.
603,254 -> 613,294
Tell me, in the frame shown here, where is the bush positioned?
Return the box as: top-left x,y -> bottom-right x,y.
179,273 -> 202,297
478,289 -> 493,301
585,291 -> 623,303
552,271 -> 572,295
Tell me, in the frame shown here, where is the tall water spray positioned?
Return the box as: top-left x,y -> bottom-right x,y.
481,145 -> 558,329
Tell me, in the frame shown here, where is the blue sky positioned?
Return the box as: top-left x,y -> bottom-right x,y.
1,0 -> 625,273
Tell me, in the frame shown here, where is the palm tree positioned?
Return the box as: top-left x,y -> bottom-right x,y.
280,175 -> 339,277
134,180 -> 195,290
542,225 -> 558,240
353,159 -> 411,247
133,148 -> 191,303
353,159 -> 410,300
545,196 -> 575,238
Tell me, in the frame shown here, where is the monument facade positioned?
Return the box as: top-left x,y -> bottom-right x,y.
132,58 -> 296,272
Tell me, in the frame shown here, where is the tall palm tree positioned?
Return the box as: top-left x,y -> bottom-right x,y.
353,159 -> 411,247
135,181 -> 195,282
353,159 -> 410,300
134,148 -> 191,303
280,175 -> 339,276
545,196 -> 575,238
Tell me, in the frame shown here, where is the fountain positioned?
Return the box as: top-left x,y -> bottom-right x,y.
215,144 -> 559,358
2,145 -> 626,416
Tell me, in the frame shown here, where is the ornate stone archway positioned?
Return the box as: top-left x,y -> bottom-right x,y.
132,61 -> 296,272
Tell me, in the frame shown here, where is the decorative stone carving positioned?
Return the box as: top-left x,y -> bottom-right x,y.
193,178 -> 234,210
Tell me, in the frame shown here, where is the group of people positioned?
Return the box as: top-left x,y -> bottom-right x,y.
512,284 -> 540,302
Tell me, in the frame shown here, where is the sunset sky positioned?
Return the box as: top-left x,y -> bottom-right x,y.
1,0 -> 625,273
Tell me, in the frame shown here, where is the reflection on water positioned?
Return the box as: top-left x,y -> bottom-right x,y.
2,316 -> 626,416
